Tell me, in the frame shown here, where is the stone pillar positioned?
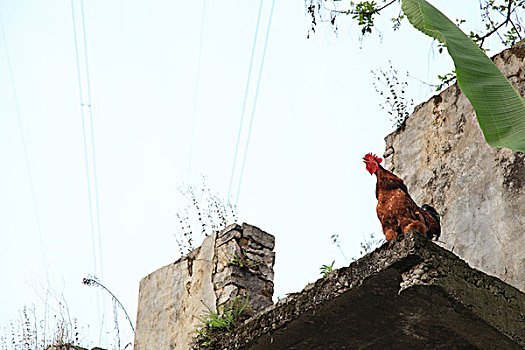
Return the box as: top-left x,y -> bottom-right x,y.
214,223 -> 275,318
133,223 -> 275,350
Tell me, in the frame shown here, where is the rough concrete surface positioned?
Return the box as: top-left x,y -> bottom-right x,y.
133,223 -> 275,350
201,233 -> 525,350
134,233 -> 217,350
384,42 -> 525,292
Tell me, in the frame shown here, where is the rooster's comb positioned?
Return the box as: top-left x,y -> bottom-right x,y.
364,153 -> 383,163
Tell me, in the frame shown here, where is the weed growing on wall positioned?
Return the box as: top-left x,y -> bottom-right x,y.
0,302 -> 85,350
330,232 -> 386,265
319,261 -> 335,277
372,62 -> 414,130
1,278 -> 135,350
192,296 -> 249,349
228,250 -> 262,271
174,176 -> 238,256
356,232 -> 384,257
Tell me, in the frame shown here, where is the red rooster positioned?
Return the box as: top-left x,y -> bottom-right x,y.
363,152 -> 440,242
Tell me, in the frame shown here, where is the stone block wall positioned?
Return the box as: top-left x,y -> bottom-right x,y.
213,223 -> 275,317
133,223 -> 275,350
383,42 -> 525,292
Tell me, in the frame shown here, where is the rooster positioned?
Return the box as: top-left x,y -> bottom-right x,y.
363,152 -> 440,242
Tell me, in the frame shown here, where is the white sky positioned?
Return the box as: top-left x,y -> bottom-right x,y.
0,0 -> 502,348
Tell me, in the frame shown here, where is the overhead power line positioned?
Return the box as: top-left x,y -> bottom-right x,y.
71,0 -> 98,283
71,0 -> 104,283
227,0 -> 265,203
229,0 -> 276,205
235,0 -> 276,205
70,0 -> 105,341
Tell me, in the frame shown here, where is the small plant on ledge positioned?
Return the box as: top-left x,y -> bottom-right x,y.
174,176 -> 238,257
228,250 -> 262,271
320,260 -> 335,277
192,296 -> 249,349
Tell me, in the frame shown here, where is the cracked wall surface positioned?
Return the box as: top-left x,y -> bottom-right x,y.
133,223 -> 275,350
384,42 -> 525,292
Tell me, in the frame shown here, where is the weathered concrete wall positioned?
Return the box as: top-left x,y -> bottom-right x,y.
133,232 -> 217,350
197,233 -> 525,349
384,43 -> 525,292
133,223 -> 275,350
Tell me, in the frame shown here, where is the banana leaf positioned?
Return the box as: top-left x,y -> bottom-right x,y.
402,0 -> 525,152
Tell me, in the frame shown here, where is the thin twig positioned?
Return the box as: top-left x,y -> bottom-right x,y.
479,0 -> 515,48
326,0 -> 397,15
82,276 -> 135,334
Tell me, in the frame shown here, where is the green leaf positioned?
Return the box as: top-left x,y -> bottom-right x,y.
402,0 -> 525,152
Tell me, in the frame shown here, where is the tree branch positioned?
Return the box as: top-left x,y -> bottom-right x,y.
326,0 -> 397,15
479,0 -> 515,48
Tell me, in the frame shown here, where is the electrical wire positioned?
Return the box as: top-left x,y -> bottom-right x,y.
227,0 -> 265,203
70,0 -> 105,342
235,0 -> 276,205
80,0 -> 104,283
70,0 -> 98,284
